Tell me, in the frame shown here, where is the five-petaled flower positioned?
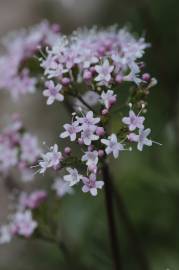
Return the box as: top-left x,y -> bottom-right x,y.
95,60 -> 114,86
128,128 -> 152,151
60,122 -> 82,141
101,134 -> 124,158
82,174 -> 104,196
64,167 -> 82,186
101,90 -> 117,109
43,80 -> 64,105
122,110 -> 145,131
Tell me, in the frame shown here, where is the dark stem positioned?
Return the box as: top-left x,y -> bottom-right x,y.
111,181 -> 150,270
75,94 -> 94,111
67,92 -> 94,111
102,161 -> 122,270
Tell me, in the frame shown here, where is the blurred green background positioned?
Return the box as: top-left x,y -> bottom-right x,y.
0,0 -> 179,269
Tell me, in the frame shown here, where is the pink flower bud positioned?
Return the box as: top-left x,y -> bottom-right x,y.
98,149 -> 104,157
83,70 -> 92,81
90,66 -> 96,75
142,73 -> 151,82
51,24 -> 61,33
104,40 -> 112,50
78,138 -> 84,145
115,74 -> 123,84
97,46 -> 106,56
101,109 -> 109,115
64,147 -> 71,155
61,77 -> 71,86
109,96 -> 117,107
88,145 -> 94,151
96,127 -> 105,137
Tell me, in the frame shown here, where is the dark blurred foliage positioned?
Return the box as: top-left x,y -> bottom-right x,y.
0,0 -> 179,269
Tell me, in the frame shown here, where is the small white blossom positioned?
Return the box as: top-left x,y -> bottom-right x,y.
81,150 -> 98,166
122,110 -> 145,131
101,134 -> 124,158
76,111 -> 100,129
81,126 -> 99,146
39,144 -> 62,173
11,210 -> 38,238
95,60 -> 114,86
52,177 -> 73,197
101,90 -> 116,109
82,174 -> 104,196
128,128 -> 152,151
43,80 -> 64,105
0,226 -> 12,244
60,122 -> 81,141
20,133 -> 40,163
64,167 -> 82,186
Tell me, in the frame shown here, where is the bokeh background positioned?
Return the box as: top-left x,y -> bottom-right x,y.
0,0 -> 179,269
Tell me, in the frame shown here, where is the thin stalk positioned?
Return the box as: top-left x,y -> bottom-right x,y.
111,183 -> 150,270
102,161 -> 122,270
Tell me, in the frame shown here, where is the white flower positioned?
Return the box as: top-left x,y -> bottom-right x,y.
0,143 -> 18,171
128,128 -> 152,151
43,80 -> 64,105
81,126 -> 99,146
39,144 -> 62,173
81,150 -> 98,166
64,168 -> 82,186
101,90 -> 116,109
0,226 -> 12,244
82,174 -> 104,196
76,111 -> 100,129
12,210 -> 38,237
101,134 -> 124,158
60,122 -> 82,141
95,60 -> 114,86
20,133 -> 40,163
122,110 -> 145,131
52,177 -> 73,197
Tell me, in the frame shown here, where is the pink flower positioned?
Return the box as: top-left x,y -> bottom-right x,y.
95,60 -> 114,86
19,191 -> 47,209
82,174 -> 104,196
122,110 -> 145,131
101,134 -> 124,158
43,80 -> 64,105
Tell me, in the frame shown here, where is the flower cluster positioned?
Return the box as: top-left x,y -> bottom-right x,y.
38,106 -> 159,196
0,21 -> 59,99
0,22 -> 160,248
40,26 -> 150,105
0,114 -> 41,181
0,190 -> 47,244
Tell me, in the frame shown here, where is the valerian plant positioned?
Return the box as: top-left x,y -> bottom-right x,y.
0,21 -> 160,270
